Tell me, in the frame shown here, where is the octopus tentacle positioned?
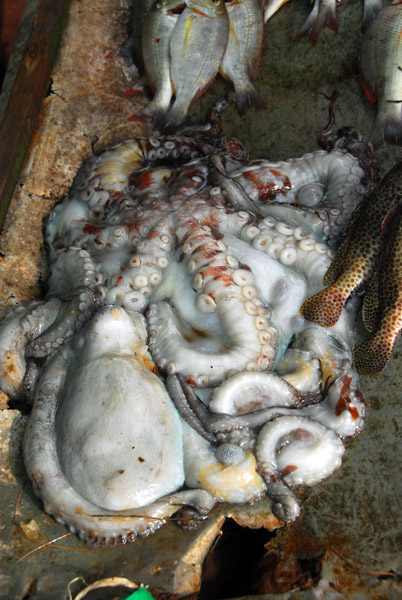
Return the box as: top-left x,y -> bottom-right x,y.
103,216 -> 176,311
166,375 -> 217,443
0,299 -> 62,398
224,148 -> 368,244
208,371 -> 301,415
24,248 -> 102,357
26,288 -> 101,358
255,415 -> 344,522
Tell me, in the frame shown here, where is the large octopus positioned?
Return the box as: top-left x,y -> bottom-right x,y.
0,100 -> 371,544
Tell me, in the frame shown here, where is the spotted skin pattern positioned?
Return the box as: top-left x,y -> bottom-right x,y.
355,205 -> 402,374
301,160 -> 402,332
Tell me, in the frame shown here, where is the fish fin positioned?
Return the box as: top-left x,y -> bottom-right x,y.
294,1 -> 338,46
362,273 -> 379,332
354,331 -> 394,375
123,75 -> 148,97
263,0 -> 291,23
359,73 -> 377,103
235,86 -> 267,117
127,111 -> 149,123
312,7 -> 339,40
153,107 -> 187,133
369,102 -> 402,149
361,0 -> 383,33
300,284 -> 348,327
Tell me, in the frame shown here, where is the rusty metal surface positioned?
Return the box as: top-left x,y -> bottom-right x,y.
0,0 -> 401,598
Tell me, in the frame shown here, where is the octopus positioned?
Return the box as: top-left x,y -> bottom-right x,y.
0,99 -> 370,544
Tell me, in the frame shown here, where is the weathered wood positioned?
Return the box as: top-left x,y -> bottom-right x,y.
0,0 -> 71,230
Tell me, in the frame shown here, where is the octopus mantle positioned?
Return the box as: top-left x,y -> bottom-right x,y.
0,122 -> 369,544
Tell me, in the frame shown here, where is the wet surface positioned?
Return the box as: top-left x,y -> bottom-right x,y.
0,0 -> 401,598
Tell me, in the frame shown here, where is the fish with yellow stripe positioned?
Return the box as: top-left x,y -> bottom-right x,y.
300,159 -> 402,342
157,0 -> 229,131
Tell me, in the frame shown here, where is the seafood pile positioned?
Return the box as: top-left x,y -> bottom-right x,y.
0,103 -> 372,544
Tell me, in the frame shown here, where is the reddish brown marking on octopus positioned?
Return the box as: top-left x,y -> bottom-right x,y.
123,223 -> 140,235
187,375 -> 196,385
242,171 -> 291,202
291,428 -> 312,441
201,213 -> 219,229
129,171 -> 154,190
83,224 -> 104,235
282,465 -> 298,476
335,376 -> 359,420
211,228 -> 224,241
147,230 -> 161,240
116,275 -> 123,286
180,222 -> 202,245
201,266 -> 232,285
194,249 -> 219,263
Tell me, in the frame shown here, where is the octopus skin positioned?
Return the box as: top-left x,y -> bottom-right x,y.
0,113 -> 372,542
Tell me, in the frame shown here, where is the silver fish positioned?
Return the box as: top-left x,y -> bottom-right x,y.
160,0 -> 229,130
361,0 -> 383,32
360,2 -> 402,149
131,0 -> 156,68
263,0 -> 290,23
220,0 -> 266,116
140,0 -> 185,124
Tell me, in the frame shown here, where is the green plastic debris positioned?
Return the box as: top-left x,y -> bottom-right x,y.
123,588 -> 155,600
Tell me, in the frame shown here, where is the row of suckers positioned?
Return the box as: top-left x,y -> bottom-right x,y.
131,0 -> 266,131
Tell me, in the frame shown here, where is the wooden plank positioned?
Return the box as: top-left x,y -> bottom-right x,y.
0,0 -> 71,230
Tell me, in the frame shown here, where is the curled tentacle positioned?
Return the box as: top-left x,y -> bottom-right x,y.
255,415 -> 344,521
219,146 -> 370,245
208,371 -> 301,415
0,299 -> 62,398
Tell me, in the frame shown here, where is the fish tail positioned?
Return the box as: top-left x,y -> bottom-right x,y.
300,284 -> 348,327
369,101 -> 402,150
354,331 -> 395,375
235,85 -> 267,117
154,104 -> 187,133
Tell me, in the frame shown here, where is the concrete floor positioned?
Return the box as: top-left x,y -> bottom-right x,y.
0,0 -> 401,598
